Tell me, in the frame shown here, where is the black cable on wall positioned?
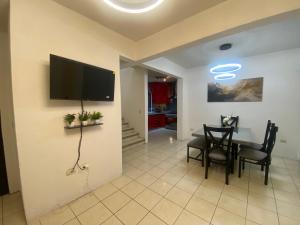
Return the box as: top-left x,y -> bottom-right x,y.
71,99 -> 85,172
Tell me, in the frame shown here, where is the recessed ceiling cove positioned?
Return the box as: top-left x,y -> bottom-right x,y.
103,0 -> 164,14
53,0 -> 226,40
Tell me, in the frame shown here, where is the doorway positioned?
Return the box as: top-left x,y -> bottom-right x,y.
148,70 -> 178,142
0,114 -> 9,196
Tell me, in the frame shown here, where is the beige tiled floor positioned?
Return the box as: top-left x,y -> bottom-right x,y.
2,128 -> 300,225
0,192 -> 27,225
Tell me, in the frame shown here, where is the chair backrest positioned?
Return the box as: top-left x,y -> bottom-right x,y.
203,124 -> 234,157
262,120 -> 272,149
265,124 -> 278,156
221,115 -> 239,128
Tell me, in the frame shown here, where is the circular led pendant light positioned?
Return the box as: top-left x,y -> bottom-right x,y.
103,0 -> 165,14
210,63 -> 242,74
214,73 -> 236,81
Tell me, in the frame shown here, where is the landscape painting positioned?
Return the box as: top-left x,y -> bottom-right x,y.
207,77 -> 263,102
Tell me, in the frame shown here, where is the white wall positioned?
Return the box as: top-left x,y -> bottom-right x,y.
186,48 -> 300,159
8,0 -> 139,220
0,32 -> 21,193
120,67 -> 147,140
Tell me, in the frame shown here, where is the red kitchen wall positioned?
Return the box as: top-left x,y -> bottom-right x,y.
149,82 -> 169,104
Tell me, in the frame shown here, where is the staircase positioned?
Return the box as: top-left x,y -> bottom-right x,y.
122,119 -> 145,151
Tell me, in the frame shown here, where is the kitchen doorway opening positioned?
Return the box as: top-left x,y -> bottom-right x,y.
148,70 -> 177,143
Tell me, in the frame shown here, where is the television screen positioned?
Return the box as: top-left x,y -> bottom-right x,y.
50,54 -> 115,101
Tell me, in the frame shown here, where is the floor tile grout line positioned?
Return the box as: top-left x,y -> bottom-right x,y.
69,194 -> 100,215
244,165 -> 250,225
272,187 -> 281,225
153,165 -> 200,224
272,156 -> 300,225
133,159 -> 199,225
71,191 -> 113,220
70,189 -> 123,225
117,188 -> 168,225
172,173 -> 206,224
273,158 -> 291,225
66,203 -> 82,225
100,214 -> 124,225
209,180 -> 225,225
104,180 -> 172,225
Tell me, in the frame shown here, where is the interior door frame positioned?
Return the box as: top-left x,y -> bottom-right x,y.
145,74 -> 183,142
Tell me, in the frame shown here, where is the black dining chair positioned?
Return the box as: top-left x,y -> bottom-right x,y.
240,120 -> 272,171
221,115 -> 239,128
187,137 -> 205,167
221,115 -> 239,160
239,120 -> 272,151
204,125 -> 234,185
238,124 -> 278,185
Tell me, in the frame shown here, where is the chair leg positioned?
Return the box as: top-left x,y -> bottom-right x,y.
187,146 -> 189,163
242,161 -> 245,170
264,162 -> 270,185
230,148 -> 234,173
261,164 -> 264,171
225,163 -> 229,185
231,158 -> 234,174
233,143 -> 238,160
201,150 -> 204,167
238,158 -> 242,178
205,154 -> 209,179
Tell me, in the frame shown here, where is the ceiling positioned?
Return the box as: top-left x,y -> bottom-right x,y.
53,0 -> 226,41
0,0 -> 8,32
164,15 -> 300,68
148,69 -> 177,82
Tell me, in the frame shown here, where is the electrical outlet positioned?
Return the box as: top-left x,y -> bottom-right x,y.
66,168 -> 76,176
81,164 -> 89,171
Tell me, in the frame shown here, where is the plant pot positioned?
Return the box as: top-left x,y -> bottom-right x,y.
94,119 -> 101,124
81,121 -> 88,126
67,122 -> 75,128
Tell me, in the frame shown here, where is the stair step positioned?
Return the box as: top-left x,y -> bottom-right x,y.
122,129 -> 137,135
122,137 -> 145,149
122,135 -> 141,142
122,127 -> 134,132
122,132 -> 139,139
122,141 -> 145,151
122,124 -> 130,129
122,122 -> 129,126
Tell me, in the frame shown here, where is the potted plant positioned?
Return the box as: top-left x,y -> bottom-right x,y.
78,111 -> 90,126
222,115 -> 232,126
64,114 -> 76,128
90,111 -> 103,124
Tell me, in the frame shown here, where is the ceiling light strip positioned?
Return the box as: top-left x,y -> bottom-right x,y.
103,0 -> 164,14
214,73 -> 236,81
210,63 -> 242,74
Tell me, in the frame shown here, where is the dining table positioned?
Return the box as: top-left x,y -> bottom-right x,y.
192,126 -> 256,146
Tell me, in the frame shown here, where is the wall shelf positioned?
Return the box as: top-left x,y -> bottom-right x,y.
64,123 -> 103,129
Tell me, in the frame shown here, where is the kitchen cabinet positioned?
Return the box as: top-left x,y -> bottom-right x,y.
148,114 -> 166,129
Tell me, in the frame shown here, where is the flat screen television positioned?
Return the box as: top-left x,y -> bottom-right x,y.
50,54 -> 115,101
